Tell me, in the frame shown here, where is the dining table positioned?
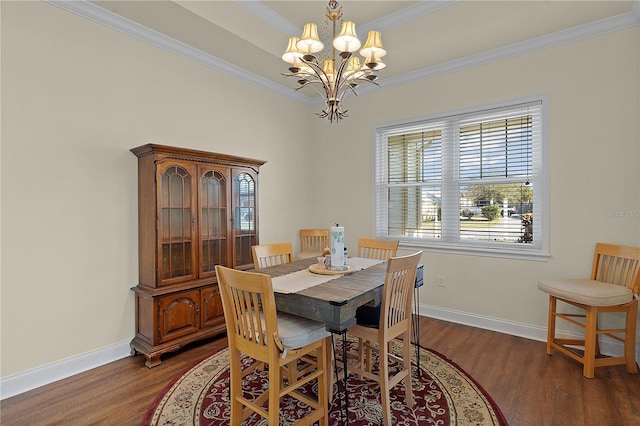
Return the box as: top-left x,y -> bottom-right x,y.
253,256 -> 389,425
255,257 -> 387,331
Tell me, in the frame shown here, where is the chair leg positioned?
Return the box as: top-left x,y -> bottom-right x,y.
402,332 -> 414,408
593,310 -> 604,357
268,358 -> 281,425
357,337 -> 366,375
625,302 -> 639,374
361,338 -> 372,375
378,342 -> 392,426
583,306 -> 598,379
546,296 -> 557,355
326,336 -> 334,405
318,338 -> 330,426
229,349 -> 243,426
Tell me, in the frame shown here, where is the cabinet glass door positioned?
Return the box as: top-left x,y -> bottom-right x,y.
199,168 -> 228,276
158,162 -> 196,284
232,170 -> 257,268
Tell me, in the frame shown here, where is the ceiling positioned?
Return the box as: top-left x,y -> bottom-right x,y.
55,1 -> 638,103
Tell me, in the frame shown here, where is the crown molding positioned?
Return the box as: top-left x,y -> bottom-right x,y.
358,0 -> 458,34
43,0 -> 313,105
359,6 -> 640,96
234,0 -> 301,36
44,0 -> 640,106
236,0 -> 459,35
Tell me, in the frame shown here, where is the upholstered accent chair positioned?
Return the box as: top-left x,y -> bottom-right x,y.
538,242 -> 640,378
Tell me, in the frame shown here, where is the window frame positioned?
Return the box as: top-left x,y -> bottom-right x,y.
374,96 -> 550,261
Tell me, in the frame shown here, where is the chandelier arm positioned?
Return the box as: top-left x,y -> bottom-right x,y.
337,72 -> 382,99
295,80 -> 332,98
356,77 -> 383,88
300,58 -> 334,100
300,58 -> 324,74
332,54 -> 351,99
339,83 -> 359,98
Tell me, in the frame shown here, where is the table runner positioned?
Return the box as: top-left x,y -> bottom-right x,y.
271,257 -> 384,294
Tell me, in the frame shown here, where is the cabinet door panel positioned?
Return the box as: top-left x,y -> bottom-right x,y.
231,169 -> 258,269
198,167 -> 230,277
158,290 -> 200,343
201,286 -> 225,328
157,161 -> 197,285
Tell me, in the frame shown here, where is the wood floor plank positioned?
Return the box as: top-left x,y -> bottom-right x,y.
1,317 -> 639,425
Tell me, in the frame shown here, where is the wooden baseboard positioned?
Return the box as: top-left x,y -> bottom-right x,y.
0,341 -> 131,400
3,303 -> 638,400
419,304 -> 640,364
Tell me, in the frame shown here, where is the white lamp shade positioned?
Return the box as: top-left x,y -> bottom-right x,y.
282,37 -> 303,64
359,30 -> 386,58
297,23 -> 324,54
333,21 -> 361,53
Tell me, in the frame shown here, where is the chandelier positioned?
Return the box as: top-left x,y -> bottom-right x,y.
281,0 -> 387,123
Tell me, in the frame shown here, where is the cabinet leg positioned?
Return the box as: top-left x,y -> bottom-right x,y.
145,354 -> 162,368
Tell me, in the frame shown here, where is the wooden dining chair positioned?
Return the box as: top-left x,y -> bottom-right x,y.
357,237 -> 399,261
251,241 -> 327,387
215,265 -> 331,425
537,242 -> 640,378
355,237 -> 400,327
251,242 -> 294,269
299,228 -> 329,259
346,251 -> 422,426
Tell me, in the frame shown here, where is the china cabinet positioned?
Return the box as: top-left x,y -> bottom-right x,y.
130,144 -> 265,367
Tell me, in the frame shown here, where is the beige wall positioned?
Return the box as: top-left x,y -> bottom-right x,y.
0,1 -> 315,377
1,1 -> 639,380
307,25 -> 640,333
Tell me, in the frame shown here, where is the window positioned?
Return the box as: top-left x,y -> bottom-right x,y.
375,98 -> 548,259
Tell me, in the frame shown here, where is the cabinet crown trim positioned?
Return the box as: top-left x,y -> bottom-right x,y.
131,143 -> 266,169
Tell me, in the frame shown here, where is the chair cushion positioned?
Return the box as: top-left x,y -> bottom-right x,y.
537,278 -> 633,307
355,304 -> 380,329
277,312 -> 331,349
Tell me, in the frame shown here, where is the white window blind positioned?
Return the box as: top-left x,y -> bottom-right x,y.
375,99 -> 548,259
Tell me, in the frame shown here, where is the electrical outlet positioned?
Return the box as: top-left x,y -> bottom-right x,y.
437,276 -> 445,287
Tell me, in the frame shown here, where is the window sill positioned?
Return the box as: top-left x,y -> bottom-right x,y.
398,240 -> 550,261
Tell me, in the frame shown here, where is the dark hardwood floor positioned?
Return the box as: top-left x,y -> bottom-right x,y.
2,317 -> 639,425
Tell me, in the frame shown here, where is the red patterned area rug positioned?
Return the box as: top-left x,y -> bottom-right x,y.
143,340 -> 508,425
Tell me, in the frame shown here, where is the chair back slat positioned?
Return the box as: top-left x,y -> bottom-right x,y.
252,242 -> 294,269
591,242 -> 640,294
380,251 -> 422,329
300,229 -> 329,253
358,237 -> 399,261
